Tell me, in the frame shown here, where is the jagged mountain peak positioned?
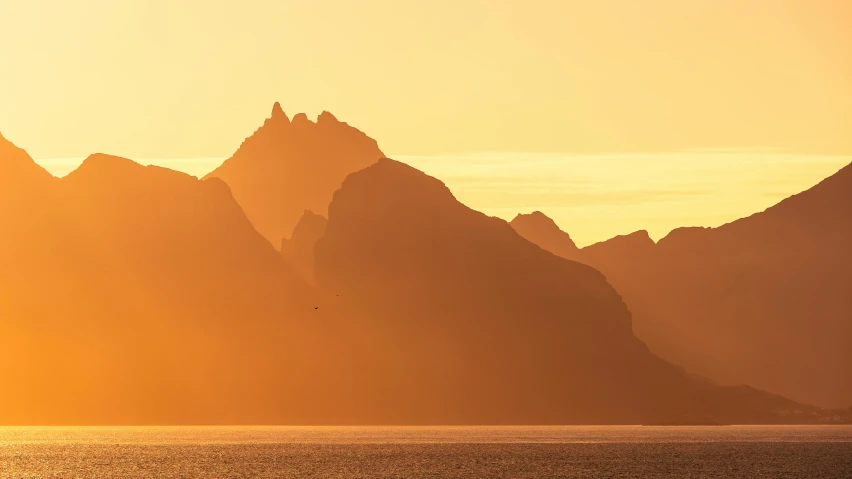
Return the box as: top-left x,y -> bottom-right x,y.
204,106 -> 384,244
270,101 -> 289,123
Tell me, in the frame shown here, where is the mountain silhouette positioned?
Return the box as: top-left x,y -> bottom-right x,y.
1,133 -> 848,424
0,131 -> 54,183
0,140 -> 332,424
0,133 -> 58,252
280,210 -> 328,285
0,131 -> 55,204
510,211 -> 580,260
312,158 -> 844,424
204,103 -> 383,245
515,166 -> 852,409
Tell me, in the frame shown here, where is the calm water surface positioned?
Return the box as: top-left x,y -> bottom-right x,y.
1,426 -> 851,478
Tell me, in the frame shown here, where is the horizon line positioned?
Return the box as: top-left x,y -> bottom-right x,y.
34,148 -> 852,165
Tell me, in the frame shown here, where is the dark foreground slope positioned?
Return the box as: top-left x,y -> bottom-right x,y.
205,103 -> 383,244
313,158 -> 846,424
513,164 -> 852,409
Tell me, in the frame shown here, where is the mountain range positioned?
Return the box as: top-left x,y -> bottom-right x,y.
511,163 -> 852,409
311,158 -> 832,424
0,133 -> 325,424
1,106 -> 849,424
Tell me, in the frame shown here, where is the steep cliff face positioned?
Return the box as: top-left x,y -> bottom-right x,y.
204,103 -> 383,244
313,158 -> 834,424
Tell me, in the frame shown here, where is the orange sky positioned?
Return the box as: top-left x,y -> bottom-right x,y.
1,0 -> 850,245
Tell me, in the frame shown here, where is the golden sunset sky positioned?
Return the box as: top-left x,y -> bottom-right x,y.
1,0 -> 850,245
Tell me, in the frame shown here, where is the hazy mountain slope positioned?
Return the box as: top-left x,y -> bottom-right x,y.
313,158 -> 842,424
204,103 -> 383,244
515,164 -> 852,408
510,211 -> 581,260
0,142 -> 326,424
1,133 -> 847,424
280,210 -> 328,284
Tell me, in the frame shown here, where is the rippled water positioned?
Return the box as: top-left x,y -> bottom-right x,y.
2,426 -> 851,478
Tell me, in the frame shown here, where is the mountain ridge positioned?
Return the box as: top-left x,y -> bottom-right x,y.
204,103 -> 383,244
512,162 -> 852,408
1,131 -> 849,423
312,157 -> 846,424
0,140 -> 324,424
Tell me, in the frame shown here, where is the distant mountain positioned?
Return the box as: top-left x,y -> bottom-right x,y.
515,165 -> 852,409
510,211 -> 580,260
205,103 -> 383,245
312,158 -> 844,424
281,210 -> 327,285
2,132 -> 848,424
0,137 -> 328,424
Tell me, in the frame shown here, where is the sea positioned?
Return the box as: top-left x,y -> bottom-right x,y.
1,426 -> 851,478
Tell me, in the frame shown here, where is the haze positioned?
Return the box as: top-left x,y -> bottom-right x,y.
1,0 -> 851,245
